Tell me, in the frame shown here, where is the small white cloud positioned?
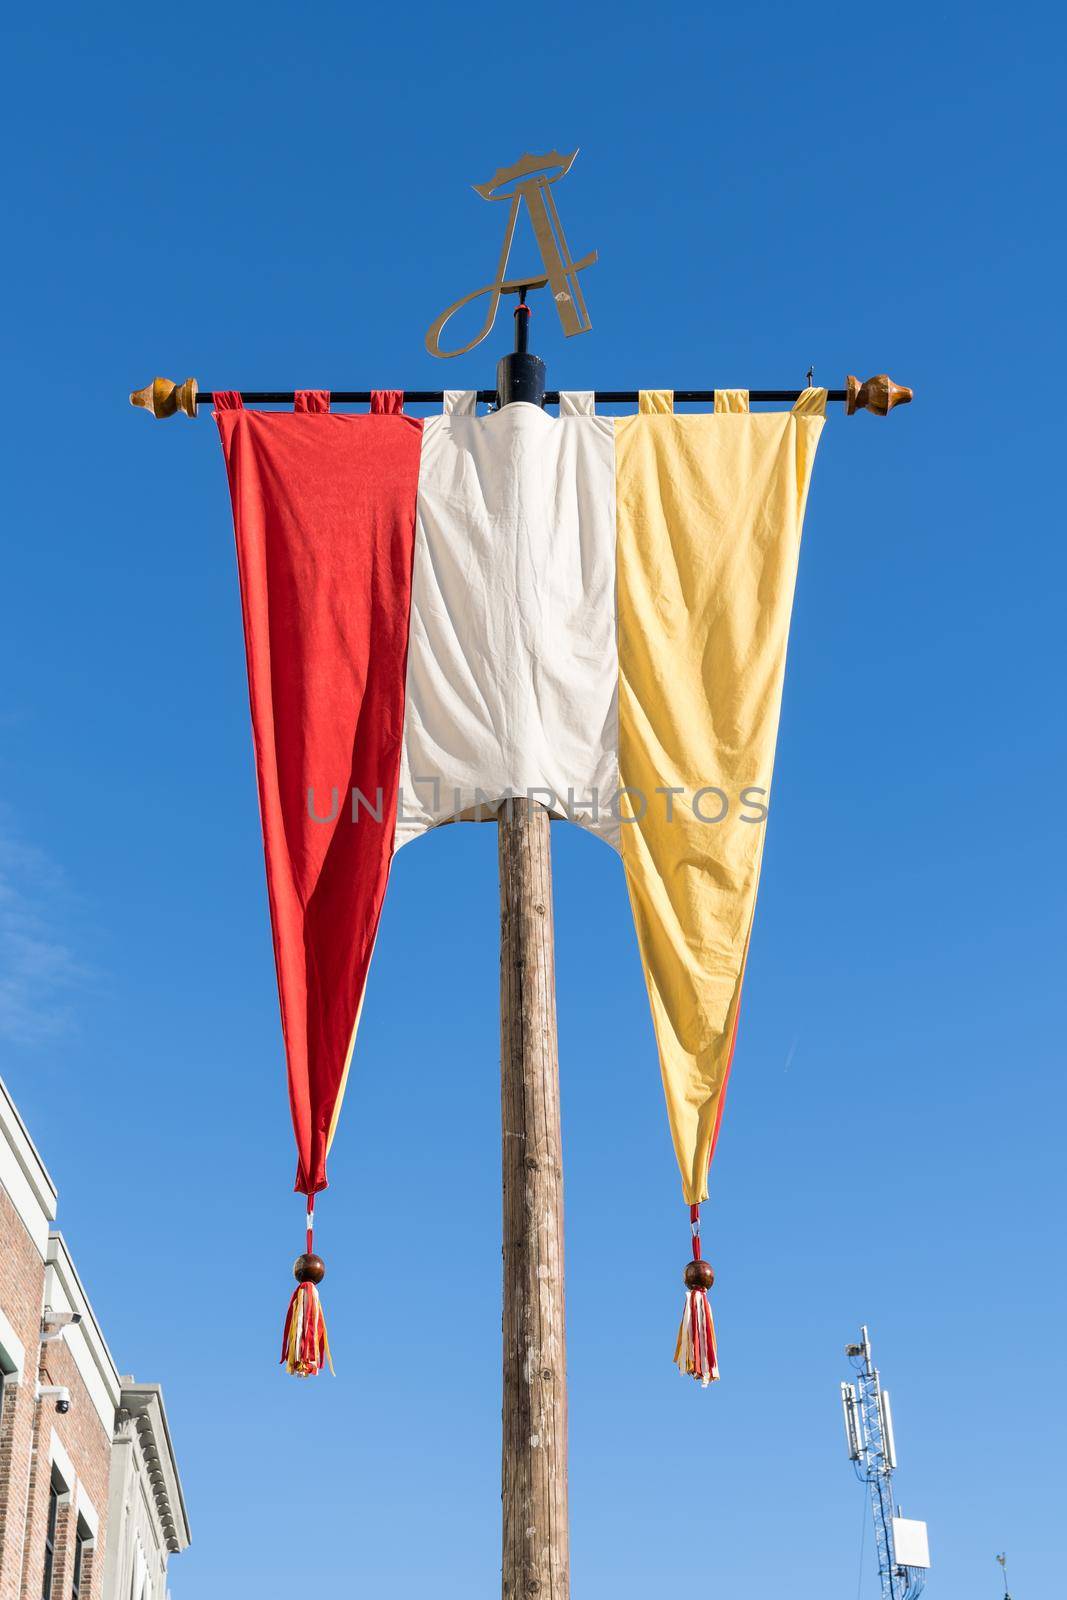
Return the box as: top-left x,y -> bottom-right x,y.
0,815 -> 92,1046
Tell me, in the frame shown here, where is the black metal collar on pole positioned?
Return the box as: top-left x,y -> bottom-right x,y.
495,289 -> 547,408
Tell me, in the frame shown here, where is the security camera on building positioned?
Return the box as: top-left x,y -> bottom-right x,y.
37,1384 -> 72,1415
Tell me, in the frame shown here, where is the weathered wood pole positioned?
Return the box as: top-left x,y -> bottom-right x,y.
498,796 -> 569,1600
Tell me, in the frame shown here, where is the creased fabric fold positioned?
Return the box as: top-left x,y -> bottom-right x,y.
396,402 -> 620,849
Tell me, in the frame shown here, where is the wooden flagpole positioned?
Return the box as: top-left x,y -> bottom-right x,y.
498,796 -> 569,1600
495,305 -> 568,1600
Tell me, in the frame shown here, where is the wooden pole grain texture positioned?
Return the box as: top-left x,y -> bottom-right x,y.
498,797 -> 569,1600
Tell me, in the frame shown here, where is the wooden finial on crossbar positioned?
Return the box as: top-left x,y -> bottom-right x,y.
846,374 -> 913,416
130,376 -> 199,419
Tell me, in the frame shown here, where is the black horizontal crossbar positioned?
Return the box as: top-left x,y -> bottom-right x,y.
195,388 -> 847,407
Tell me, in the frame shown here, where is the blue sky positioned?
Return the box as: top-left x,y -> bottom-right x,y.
3,6 -> 1064,1598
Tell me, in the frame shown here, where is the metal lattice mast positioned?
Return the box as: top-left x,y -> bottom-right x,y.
840,1326 -> 929,1600
996,1553 -> 1012,1600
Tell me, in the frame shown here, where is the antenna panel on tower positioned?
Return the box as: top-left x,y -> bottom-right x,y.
879,1388 -> 898,1468
891,1518 -> 930,1569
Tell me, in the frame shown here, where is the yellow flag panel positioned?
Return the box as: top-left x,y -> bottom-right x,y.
615,394 -> 826,1202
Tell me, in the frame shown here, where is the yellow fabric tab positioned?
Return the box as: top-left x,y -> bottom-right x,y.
714,390 -> 750,413
614,410 -> 824,1203
638,390 -> 674,414
792,386 -> 828,417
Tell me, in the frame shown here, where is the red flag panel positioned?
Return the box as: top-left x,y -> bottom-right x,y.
216,402 -> 423,1194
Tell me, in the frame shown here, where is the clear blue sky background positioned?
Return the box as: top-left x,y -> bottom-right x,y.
3,7 -> 1064,1598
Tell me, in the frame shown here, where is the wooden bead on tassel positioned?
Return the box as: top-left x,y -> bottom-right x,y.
684,1259 -> 715,1291
294,1252 -> 326,1284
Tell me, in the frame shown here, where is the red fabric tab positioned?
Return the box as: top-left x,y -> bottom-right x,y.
294,391 -> 331,414
215,410 -> 424,1195
213,391 -> 244,411
370,390 -> 404,415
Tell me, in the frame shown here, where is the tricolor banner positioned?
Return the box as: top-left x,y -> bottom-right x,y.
215,386 -> 825,1351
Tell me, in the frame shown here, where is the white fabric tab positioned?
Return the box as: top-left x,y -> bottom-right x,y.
559,391 -> 595,416
398,406 -> 621,852
442,390 -> 477,415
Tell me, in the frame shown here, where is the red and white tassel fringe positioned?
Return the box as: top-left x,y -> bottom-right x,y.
281,1205 -> 334,1378
674,1285 -> 718,1386
281,1280 -> 333,1377
674,1203 -> 719,1387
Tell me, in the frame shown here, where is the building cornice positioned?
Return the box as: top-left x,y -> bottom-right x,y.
44,1233 -> 122,1430
117,1383 -> 191,1553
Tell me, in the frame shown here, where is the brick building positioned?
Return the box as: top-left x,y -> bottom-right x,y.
0,1078 -> 189,1600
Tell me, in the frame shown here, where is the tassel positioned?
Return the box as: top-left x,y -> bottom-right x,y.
674,1203 -> 719,1386
281,1206 -> 334,1377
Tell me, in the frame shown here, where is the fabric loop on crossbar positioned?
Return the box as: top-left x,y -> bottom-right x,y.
714,390 -> 749,413
559,391 -> 595,416
443,390 -> 477,415
792,387 -> 828,417
294,391 -> 331,414
638,390 -> 674,414
371,391 -> 405,414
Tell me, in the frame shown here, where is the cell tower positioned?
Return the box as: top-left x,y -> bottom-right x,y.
840,1325 -> 931,1600
995,1553 -> 1011,1599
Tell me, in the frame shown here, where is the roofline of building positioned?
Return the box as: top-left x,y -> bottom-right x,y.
0,1073 -> 59,1219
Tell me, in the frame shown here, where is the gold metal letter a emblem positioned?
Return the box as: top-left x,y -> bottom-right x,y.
426,150 -> 597,359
